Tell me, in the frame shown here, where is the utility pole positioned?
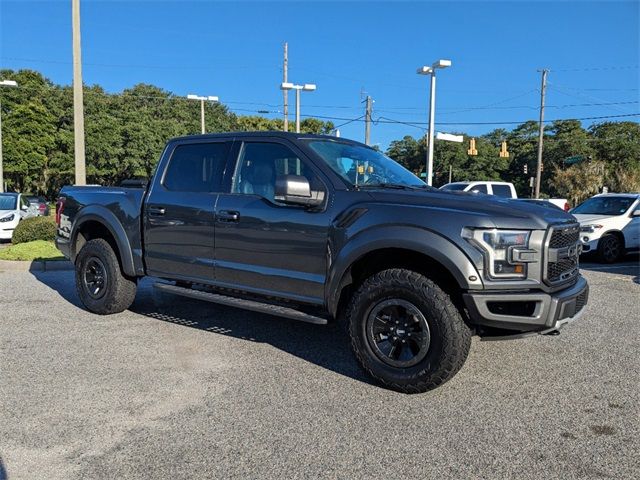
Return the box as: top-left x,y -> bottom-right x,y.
534,69 -> 548,199
72,0 -> 86,185
200,99 -> 205,134
364,95 -> 372,145
448,164 -> 452,183
283,42 -> 289,132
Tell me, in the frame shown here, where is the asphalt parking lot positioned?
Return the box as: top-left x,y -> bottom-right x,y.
1,260 -> 638,479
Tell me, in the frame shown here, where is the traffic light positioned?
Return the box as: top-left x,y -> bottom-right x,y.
467,138 -> 478,156
523,164 -> 528,174
499,140 -> 509,158
541,162 -> 544,172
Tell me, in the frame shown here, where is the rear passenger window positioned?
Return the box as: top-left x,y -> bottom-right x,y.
492,184 -> 512,198
470,184 -> 488,194
163,143 -> 229,192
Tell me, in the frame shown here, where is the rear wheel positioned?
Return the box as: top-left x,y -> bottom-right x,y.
346,268 -> 471,393
597,234 -> 622,263
75,238 -> 137,314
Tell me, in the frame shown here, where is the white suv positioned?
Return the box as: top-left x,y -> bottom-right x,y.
572,193 -> 640,263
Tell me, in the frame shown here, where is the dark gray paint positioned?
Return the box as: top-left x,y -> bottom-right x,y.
56,131 -> 583,329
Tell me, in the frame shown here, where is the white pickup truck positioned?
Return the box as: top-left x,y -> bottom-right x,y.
439,181 -> 570,211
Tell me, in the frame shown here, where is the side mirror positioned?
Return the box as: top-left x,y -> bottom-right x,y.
632,209 -> 640,217
21,204 -> 29,211
275,175 -> 324,207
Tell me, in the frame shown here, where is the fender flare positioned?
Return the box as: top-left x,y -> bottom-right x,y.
69,205 -> 136,277
326,225 -> 483,316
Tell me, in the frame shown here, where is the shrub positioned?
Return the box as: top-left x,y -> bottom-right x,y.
12,216 -> 57,245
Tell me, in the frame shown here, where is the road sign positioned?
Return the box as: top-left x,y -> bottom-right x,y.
436,132 -> 464,143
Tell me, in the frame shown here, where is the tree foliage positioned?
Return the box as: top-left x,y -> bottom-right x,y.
385,121 -> 640,202
0,68 -> 637,205
0,69 -> 333,197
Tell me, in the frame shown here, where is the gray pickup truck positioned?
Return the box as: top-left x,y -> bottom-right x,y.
55,132 -> 588,393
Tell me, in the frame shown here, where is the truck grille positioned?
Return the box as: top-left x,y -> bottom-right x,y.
545,223 -> 580,285
549,226 -> 580,248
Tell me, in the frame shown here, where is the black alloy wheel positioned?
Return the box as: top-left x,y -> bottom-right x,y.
366,299 -> 431,368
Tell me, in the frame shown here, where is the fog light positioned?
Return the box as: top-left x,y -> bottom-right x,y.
583,236 -> 589,243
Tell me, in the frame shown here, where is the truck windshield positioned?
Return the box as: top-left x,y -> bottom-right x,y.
307,140 -> 427,189
572,196 -> 635,215
0,194 -> 17,210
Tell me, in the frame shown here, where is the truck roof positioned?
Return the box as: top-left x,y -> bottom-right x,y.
169,131 -> 366,145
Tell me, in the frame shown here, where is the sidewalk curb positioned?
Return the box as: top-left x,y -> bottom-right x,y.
0,259 -> 74,272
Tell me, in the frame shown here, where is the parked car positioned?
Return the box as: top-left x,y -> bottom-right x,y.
26,195 -> 50,216
571,193 -> 640,263
0,192 -> 37,241
439,181 -> 517,198
440,182 -> 570,211
519,198 -> 571,212
56,132 -> 588,393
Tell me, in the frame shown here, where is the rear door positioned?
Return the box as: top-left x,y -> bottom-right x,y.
143,140 -> 232,282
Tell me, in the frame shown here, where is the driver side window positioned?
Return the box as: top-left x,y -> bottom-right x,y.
233,142 -> 320,202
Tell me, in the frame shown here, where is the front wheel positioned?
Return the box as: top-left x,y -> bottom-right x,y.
597,234 -> 622,263
346,269 -> 471,393
75,238 -> 137,314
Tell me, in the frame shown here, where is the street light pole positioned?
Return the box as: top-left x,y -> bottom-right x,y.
0,79 -> 18,193
417,59 -> 451,186
187,94 -> 219,134
295,87 -> 301,134
427,71 -> 437,186
280,82 -> 316,134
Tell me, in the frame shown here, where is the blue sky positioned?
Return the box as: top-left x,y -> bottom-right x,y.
1,0 -> 638,149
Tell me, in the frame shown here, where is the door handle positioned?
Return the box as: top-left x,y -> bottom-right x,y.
217,210 -> 240,222
148,206 -> 166,216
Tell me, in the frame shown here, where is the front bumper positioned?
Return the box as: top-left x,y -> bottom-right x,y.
580,236 -> 599,253
0,227 -> 16,240
463,275 -> 589,333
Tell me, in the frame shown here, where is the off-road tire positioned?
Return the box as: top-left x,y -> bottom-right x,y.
75,238 -> 137,314
597,234 -> 622,264
347,268 -> 471,393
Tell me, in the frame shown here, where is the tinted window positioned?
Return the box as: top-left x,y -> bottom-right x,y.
572,196 -> 636,215
440,183 -> 469,191
0,195 -> 17,210
492,184 -> 513,198
233,142 -> 320,202
164,142 -> 229,192
470,184 -> 488,194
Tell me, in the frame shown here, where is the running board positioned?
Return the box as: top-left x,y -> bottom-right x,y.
153,283 -> 328,325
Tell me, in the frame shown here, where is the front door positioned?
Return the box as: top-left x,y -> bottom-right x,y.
214,140 -> 332,304
144,140 -> 231,282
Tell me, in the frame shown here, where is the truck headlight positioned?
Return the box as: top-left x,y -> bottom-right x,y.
463,228 -> 532,279
0,213 -> 15,223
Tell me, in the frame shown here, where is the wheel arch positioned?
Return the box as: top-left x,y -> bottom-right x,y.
70,206 -> 136,277
600,229 -> 625,248
326,226 -> 483,318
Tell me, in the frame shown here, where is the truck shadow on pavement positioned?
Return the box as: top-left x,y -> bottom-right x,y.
0,455 -> 7,480
32,272 -> 374,387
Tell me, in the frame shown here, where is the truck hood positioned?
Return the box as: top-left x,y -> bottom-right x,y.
366,189 -> 576,230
